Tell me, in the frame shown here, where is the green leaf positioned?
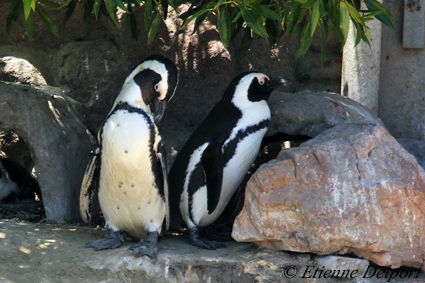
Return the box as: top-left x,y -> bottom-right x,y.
285,1 -> 301,37
63,0 -> 78,25
126,4 -> 137,40
93,0 -> 101,19
327,0 -> 336,20
83,0 -> 94,27
248,4 -> 265,18
36,3 -> 60,37
231,10 -> 242,23
23,0 -> 33,20
192,9 -> 209,35
346,2 -> 363,25
327,20 -> 342,43
265,18 -> 278,47
144,0 -> 153,31
294,0 -> 308,4
258,4 -> 281,21
360,9 -> 382,17
310,0 -> 320,36
241,8 -> 268,38
112,0 -> 129,13
318,0 -> 326,14
354,21 -> 363,46
362,16 -> 375,22
339,1 -> 350,45
104,0 -> 119,27
214,0 -> 226,9
180,4 -> 203,21
37,0 -> 62,10
364,0 -> 395,30
206,1 -> 217,9
370,0 -> 393,17
147,12 -> 162,45
301,0 -> 317,9
352,0 -> 361,10
320,23 -> 328,66
168,0 -> 176,10
297,8 -> 308,24
5,0 -> 23,35
364,25 -> 371,39
55,0 -> 75,10
230,14 -> 243,41
218,4 -> 231,47
160,0 -> 168,20
184,8 -> 211,29
295,22 -> 312,59
24,9 -> 34,45
236,27 -> 253,57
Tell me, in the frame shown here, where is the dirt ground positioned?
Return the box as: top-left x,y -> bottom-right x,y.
0,217 -> 299,283
1,201 -> 425,283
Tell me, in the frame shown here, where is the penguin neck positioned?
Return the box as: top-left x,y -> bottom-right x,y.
231,96 -> 270,120
226,98 -> 270,146
110,82 -> 150,114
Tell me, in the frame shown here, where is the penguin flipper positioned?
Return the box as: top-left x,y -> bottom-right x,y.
80,146 -> 102,225
200,142 -> 224,214
157,142 -> 170,230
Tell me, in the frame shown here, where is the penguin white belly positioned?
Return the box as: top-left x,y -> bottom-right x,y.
197,128 -> 267,227
99,111 -> 165,240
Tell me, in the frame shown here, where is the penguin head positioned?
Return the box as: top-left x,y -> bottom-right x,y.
226,72 -> 290,108
116,55 -> 178,123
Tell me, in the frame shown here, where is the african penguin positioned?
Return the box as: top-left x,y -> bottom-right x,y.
80,55 -> 178,258
0,157 -> 41,203
167,72 -> 289,249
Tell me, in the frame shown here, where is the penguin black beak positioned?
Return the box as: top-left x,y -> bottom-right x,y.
152,99 -> 167,124
268,77 -> 291,89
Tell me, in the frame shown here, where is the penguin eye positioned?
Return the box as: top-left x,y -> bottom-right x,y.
258,76 -> 269,86
154,83 -> 160,92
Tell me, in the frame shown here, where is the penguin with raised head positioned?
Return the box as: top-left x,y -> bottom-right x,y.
80,55 -> 178,258
167,72 -> 289,249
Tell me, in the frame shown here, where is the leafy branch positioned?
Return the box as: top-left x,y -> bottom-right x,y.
3,0 -> 394,59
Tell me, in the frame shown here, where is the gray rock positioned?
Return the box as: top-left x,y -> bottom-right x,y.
51,40 -> 132,132
267,90 -> 383,137
233,91 -> 425,270
397,138 -> 425,169
314,255 -> 369,278
0,56 -> 47,86
0,83 -> 92,221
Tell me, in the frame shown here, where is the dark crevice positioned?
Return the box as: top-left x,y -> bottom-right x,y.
0,130 -> 45,222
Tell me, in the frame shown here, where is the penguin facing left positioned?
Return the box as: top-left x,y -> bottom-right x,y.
167,72 -> 289,250
80,55 -> 178,258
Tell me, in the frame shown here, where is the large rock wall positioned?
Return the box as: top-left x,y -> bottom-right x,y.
0,3 -> 342,141
0,83 -> 92,221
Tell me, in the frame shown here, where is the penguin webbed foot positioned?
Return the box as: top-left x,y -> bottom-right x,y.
199,225 -> 234,242
190,226 -> 226,250
84,230 -> 122,251
129,231 -> 159,259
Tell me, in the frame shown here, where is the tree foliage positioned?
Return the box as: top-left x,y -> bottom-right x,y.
4,0 -> 394,59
